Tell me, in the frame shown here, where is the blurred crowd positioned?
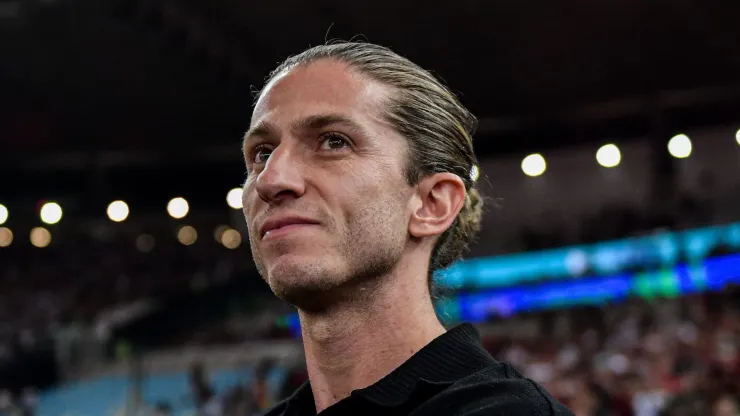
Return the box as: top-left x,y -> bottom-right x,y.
0,231 -> 253,414
147,287 -> 740,416
487,289 -> 740,416
195,290 -> 740,416
132,360 -> 283,416
0,234 -> 249,362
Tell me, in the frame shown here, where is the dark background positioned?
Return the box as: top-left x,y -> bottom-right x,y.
3,0 -> 740,208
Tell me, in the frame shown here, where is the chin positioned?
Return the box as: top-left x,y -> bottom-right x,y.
266,255 -> 336,290
264,256 -> 350,311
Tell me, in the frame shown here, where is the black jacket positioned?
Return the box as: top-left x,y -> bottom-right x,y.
264,324 -> 573,416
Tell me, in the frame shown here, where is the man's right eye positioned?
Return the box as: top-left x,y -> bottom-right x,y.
252,146 -> 273,164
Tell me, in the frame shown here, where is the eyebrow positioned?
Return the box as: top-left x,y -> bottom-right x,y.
242,113 -> 369,149
243,121 -> 278,148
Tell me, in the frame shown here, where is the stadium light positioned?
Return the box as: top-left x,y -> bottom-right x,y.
214,225 -> 229,242
668,134 -> 692,159
167,197 -> 189,219
107,200 -> 130,222
226,188 -> 243,210
40,202 -> 62,225
0,227 -> 12,247
30,227 -> 51,248
0,204 -> 7,225
596,144 -> 621,168
521,154 -> 546,177
221,228 -> 242,249
177,225 -> 198,246
736,128 -> 740,146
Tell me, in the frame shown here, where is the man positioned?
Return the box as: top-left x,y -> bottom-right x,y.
241,41 -> 572,415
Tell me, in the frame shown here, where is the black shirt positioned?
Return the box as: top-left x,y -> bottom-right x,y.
264,324 -> 573,416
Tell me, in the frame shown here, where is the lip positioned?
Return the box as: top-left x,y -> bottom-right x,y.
259,216 -> 320,240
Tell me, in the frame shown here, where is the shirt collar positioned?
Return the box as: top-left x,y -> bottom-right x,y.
283,323 -> 493,412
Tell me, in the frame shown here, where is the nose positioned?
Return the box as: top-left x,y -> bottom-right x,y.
254,145 -> 306,204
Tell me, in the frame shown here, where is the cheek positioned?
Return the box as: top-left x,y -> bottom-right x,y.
242,188 -> 261,226
343,178 -> 408,229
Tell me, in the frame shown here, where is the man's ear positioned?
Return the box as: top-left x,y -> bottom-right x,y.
408,173 -> 466,238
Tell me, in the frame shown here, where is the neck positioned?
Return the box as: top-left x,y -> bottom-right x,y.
298,259 -> 445,413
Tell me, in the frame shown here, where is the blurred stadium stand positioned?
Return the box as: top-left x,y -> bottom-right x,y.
2,0 -> 740,415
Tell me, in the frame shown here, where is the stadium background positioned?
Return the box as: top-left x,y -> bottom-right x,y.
1,0 -> 740,415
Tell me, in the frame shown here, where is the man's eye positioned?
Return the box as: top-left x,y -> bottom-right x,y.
253,146 -> 273,163
319,133 -> 350,151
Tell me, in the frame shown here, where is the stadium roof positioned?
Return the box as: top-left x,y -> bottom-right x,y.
1,0 -> 739,185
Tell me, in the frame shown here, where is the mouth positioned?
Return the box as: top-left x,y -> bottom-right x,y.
259,216 -> 320,239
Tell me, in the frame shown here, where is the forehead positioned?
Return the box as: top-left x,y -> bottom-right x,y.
251,59 -> 390,127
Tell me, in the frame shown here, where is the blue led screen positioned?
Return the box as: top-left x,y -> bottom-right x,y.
437,222 -> 740,290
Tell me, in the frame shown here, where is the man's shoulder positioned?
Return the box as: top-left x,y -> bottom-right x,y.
417,362 -> 573,416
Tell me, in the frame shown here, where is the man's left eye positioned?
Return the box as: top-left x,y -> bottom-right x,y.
319,134 -> 350,150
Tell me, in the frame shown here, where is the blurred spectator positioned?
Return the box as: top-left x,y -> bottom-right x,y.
220,359 -> 275,416
152,401 -> 172,416
711,394 -> 740,416
189,362 -> 222,416
0,388 -> 22,416
252,359 -> 274,411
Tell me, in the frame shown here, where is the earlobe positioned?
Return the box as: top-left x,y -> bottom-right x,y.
408,173 -> 466,239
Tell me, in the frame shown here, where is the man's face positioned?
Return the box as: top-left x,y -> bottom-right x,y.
242,59 -> 413,310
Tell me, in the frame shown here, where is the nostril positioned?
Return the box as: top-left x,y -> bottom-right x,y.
257,189 -> 270,203
272,189 -> 300,202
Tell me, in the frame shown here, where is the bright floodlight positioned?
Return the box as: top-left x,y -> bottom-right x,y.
30,227 -> 51,248
735,128 -> 740,145
221,228 -> 242,249
0,227 -> 12,247
177,225 -> 198,246
107,200 -> 130,222
167,197 -> 189,219
596,144 -> 621,168
668,134 -> 692,159
226,188 -> 243,209
0,204 -> 7,225
521,153 -> 547,177
40,202 -> 62,225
